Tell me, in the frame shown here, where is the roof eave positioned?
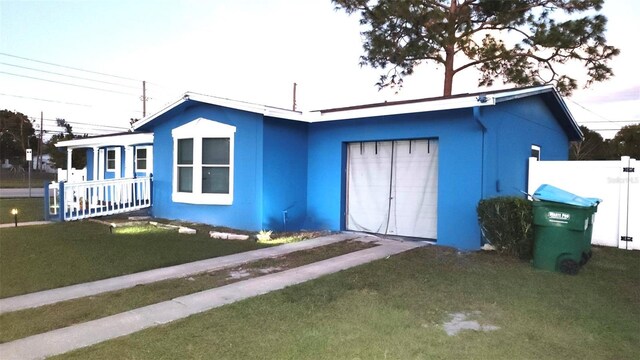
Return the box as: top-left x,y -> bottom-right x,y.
55,133 -> 154,149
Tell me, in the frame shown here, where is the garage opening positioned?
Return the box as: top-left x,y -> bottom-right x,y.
346,139 -> 438,239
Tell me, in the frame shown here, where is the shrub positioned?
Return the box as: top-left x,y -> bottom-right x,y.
477,196 -> 534,260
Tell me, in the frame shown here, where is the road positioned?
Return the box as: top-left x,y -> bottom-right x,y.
0,188 -> 44,198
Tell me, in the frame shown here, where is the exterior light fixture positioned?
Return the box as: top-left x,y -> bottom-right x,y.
11,208 -> 18,227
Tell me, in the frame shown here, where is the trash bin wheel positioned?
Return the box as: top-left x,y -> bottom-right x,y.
580,252 -> 589,266
559,259 -> 579,275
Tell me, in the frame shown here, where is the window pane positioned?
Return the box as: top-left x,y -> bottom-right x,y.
202,138 -> 229,165
202,167 -> 229,194
178,167 -> 193,192
107,150 -> 116,170
178,139 -> 193,165
136,148 -> 147,159
137,159 -> 147,170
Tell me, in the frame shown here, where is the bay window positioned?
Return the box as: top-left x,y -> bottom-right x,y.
172,118 -> 235,205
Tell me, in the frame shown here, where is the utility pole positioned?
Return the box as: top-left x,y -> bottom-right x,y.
292,82 -> 297,111
38,111 -> 43,171
142,80 -> 147,118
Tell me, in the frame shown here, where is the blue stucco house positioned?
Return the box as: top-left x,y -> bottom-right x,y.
54,85 -> 581,250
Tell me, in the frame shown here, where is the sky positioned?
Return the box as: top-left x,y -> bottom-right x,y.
1,0 -> 638,139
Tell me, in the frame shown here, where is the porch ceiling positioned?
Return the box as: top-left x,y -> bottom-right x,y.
55,132 -> 154,149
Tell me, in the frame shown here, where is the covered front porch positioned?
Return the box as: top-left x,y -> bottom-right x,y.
47,132 -> 154,221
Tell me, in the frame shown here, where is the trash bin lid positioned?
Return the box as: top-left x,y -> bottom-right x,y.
533,184 -> 602,207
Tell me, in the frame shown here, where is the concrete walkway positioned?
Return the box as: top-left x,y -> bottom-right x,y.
0,221 -> 52,229
0,233 -> 359,314
0,235 -> 424,360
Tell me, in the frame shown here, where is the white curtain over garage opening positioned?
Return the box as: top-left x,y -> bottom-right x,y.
346,139 -> 438,239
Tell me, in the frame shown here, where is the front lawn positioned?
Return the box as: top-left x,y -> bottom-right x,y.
56,245 -> 639,360
0,198 -> 44,224
0,221 -> 270,298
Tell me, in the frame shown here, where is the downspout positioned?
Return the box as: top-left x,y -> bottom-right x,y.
473,106 -> 487,200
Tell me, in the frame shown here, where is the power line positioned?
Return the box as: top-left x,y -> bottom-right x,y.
578,120 -> 639,124
0,62 -> 140,90
0,92 -> 92,107
0,52 -> 141,82
0,71 -> 137,96
567,98 -> 618,124
40,118 -> 129,130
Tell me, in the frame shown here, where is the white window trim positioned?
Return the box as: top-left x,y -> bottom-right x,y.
106,147 -> 121,177
135,145 -> 153,175
171,118 -> 235,205
531,144 -> 541,160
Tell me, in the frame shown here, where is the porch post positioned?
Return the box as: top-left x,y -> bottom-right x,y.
98,149 -> 105,180
92,147 -> 99,181
124,146 -> 134,178
66,148 -> 73,181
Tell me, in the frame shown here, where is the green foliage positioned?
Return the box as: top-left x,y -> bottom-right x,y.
0,110 -> 38,166
609,124 -> 640,159
571,125 -> 640,160
333,0 -> 619,96
45,119 -> 87,169
477,196 -> 533,259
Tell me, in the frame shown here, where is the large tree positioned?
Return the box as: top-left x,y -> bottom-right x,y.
609,124 -> 640,159
46,119 -> 87,169
0,109 -> 38,165
333,0 -> 619,96
570,125 -> 608,160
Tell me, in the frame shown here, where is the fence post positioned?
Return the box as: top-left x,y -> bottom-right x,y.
149,174 -> 153,206
58,181 -> 66,221
43,182 -> 50,221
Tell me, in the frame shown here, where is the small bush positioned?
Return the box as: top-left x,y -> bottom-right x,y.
477,196 -> 534,259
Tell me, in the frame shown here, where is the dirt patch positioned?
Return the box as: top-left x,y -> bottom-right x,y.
443,311 -> 500,336
214,239 -> 376,283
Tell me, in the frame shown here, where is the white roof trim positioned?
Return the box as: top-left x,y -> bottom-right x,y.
132,86 -> 562,127
133,93 -> 304,130
55,133 -> 154,149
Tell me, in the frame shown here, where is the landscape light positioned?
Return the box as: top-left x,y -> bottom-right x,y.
11,208 -> 18,227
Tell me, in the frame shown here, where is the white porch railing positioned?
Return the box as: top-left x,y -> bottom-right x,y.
47,177 -> 152,221
57,167 -> 87,182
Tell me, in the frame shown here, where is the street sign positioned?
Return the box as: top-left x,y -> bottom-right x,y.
26,149 -> 32,162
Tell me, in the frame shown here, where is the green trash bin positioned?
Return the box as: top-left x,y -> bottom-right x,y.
581,204 -> 599,265
532,201 -> 591,274
531,185 -> 601,275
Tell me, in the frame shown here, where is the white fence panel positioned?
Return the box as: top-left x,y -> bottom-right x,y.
619,157 -> 638,250
528,156 -> 639,250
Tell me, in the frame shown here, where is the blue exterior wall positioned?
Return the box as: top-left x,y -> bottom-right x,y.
305,109 -> 485,250
262,117 -> 308,231
129,93 -> 574,250
478,97 -> 570,199
145,102 -> 265,230
85,148 -> 95,180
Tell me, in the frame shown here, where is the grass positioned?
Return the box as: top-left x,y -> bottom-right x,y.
0,240 -> 374,343
0,197 -> 44,224
53,245 -> 639,360
0,168 -> 56,188
0,221 -> 272,298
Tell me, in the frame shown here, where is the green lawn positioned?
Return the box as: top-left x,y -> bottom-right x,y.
53,245 -> 639,360
0,198 -> 44,224
0,221 -> 270,298
0,240 -> 373,343
0,168 -> 56,188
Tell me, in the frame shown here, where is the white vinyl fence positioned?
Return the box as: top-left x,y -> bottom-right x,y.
528,156 -> 638,250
